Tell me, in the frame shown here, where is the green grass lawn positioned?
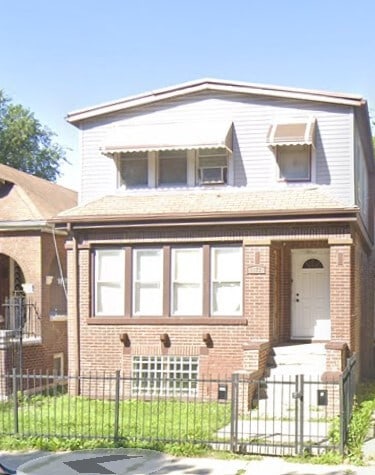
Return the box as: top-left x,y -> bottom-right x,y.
0,392 -> 232,445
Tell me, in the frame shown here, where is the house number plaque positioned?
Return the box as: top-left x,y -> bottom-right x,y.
247,265 -> 266,275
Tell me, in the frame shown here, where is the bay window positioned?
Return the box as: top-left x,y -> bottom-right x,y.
92,244 -> 243,318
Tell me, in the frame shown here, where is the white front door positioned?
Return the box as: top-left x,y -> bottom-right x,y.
291,249 -> 330,340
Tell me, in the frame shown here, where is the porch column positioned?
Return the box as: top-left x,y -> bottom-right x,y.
329,242 -> 353,345
327,241 -> 353,373
244,240 -> 272,341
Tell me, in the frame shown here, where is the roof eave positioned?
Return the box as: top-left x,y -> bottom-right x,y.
54,206 -> 359,226
66,79 -> 366,125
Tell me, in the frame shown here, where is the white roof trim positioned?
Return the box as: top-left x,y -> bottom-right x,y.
101,121 -> 233,154
66,78 -> 366,124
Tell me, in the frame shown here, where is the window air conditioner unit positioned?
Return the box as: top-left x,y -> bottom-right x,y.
199,167 -> 226,184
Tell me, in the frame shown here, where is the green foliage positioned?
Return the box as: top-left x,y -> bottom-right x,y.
0,90 -> 67,181
346,398 -> 374,464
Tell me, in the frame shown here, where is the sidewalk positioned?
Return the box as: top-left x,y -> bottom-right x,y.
0,448 -> 375,475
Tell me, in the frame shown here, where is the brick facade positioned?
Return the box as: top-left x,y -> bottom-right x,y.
67,220 -> 374,392
0,230 -> 69,394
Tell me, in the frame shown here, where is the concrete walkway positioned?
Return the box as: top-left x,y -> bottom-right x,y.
0,448 -> 374,475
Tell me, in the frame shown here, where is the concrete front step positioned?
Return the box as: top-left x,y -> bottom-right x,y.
266,343 -> 326,378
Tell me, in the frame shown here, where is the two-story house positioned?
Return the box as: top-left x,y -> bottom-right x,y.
56,79 -> 374,394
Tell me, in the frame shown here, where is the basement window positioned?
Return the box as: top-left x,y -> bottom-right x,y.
132,356 -> 199,396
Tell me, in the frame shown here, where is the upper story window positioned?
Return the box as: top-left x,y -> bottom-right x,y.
104,121 -> 233,189
158,150 -> 187,186
267,117 -> 316,183
119,152 -> 148,188
118,148 -> 229,189
277,145 -> 311,181
198,149 -> 228,185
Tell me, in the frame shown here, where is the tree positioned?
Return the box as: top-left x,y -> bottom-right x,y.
0,90 -> 67,182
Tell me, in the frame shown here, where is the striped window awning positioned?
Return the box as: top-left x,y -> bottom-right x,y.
102,121 -> 233,154
267,117 -> 316,147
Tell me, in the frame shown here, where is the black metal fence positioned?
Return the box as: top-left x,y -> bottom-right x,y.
0,357 -> 357,456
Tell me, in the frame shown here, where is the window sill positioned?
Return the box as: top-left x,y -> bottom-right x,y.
87,317 -> 247,325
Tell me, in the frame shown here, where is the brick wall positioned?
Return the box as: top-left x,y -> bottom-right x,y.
67,221 -> 373,381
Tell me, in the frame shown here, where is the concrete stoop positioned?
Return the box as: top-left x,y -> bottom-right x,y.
255,343 -> 328,416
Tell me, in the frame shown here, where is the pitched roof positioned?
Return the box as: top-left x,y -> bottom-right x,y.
56,187 -> 356,224
0,163 -> 77,221
66,78 -> 367,125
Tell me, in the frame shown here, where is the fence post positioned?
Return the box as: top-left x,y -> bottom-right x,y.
12,367 -> 19,434
114,370 -> 120,442
339,371 -> 345,455
230,373 -> 239,452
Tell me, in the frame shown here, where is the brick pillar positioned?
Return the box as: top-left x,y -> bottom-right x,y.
329,244 -> 353,346
244,241 -> 271,341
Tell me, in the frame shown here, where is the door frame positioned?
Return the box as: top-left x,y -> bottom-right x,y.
291,248 -> 330,340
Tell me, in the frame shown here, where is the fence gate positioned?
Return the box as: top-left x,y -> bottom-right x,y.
230,373 -> 342,456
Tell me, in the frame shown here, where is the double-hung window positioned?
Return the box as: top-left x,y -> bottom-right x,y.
119,152 -> 148,188
158,150 -> 187,186
211,246 -> 242,316
133,248 -> 163,316
277,145 -> 311,181
171,248 -> 203,315
93,244 -> 242,318
94,249 -> 125,316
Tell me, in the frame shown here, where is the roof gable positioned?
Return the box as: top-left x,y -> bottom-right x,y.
66,78 -> 367,125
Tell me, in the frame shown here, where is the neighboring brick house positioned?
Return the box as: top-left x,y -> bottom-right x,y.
0,163 -> 77,388
56,79 -> 375,395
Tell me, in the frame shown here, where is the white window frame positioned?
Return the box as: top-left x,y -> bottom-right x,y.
94,249 -> 125,316
197,149 -> 229,185
132,356 -> 199,396
171,247 -> 203,316
118,153 -> 149,189
210,246 -> 243,316
132,248 -> 163,316
276,145 -> 312,182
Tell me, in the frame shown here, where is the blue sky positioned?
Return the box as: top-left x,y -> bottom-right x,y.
1,0 -> 375,190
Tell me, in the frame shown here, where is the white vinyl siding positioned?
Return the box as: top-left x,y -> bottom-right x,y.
211,246 -> 242,316
95,249 -> 125,316
133,249 -> 163,316
171,248 -> 203,315
80,93 -> 354,207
